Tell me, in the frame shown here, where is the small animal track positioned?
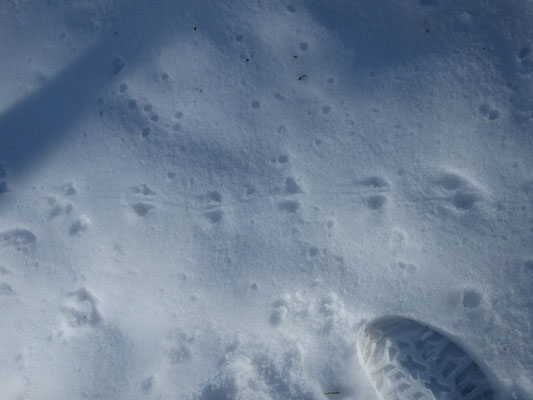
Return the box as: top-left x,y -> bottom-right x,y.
166,328 -> 195,364
244,183 -> 255,195
523,260 -> 533,274
48,183 -> 76,218
0,229 -> 36,249
132,184 -> 156,196
435,172 -> 482,211
437,174 -> 466,191
48,198 -> 73,218
0,282 -> 13,295
205,209 -> 223,224
0,163 -> 8,195
269,297 -> 289,326
141,376 -> 154,394
516,44 -> 533,74
462,289 -> 483,309
368,194 -> 387,210
111,57 -> 125,75
130,184 -> 156,216
309,246 -> 319,257
127,96 -> 178,138
197,190 -> 224,224
277,199 -> 300,213
56,182 -> 76,196
359,316 -> 495,400
358,176 -> 389,189
275,176 -> 303,214
452,192 -> 480,211
207,190 -> 222,203
518,45 -> 531,60
61,288 -> 101,328
169,345 -> 191,364
284,177 -> 302,194
278,154 -> 288,163
397,261 -> 417,275
131,202 -> 153,216
479,105 -> 499,121
69,214 -> 91,235
353,176 -> 390,210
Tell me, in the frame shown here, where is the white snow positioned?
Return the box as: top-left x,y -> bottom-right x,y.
0,0 -> 532,399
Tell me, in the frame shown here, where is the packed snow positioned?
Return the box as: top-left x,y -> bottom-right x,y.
0,0 -> 532,399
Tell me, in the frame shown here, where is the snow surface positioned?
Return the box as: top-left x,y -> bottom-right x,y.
0,0 -> 532,399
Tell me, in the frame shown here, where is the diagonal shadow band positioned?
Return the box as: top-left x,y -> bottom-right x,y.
0,0 -> 250,186
0,0 -> 187,183
0,35 -> 133,181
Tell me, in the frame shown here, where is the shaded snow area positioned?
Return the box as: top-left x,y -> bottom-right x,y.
1,0 -> 533,399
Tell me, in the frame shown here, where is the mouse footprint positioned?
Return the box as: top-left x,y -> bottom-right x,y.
359,316 -> 495,400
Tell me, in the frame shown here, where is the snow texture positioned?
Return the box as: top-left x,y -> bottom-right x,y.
0,0 -> 532,399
